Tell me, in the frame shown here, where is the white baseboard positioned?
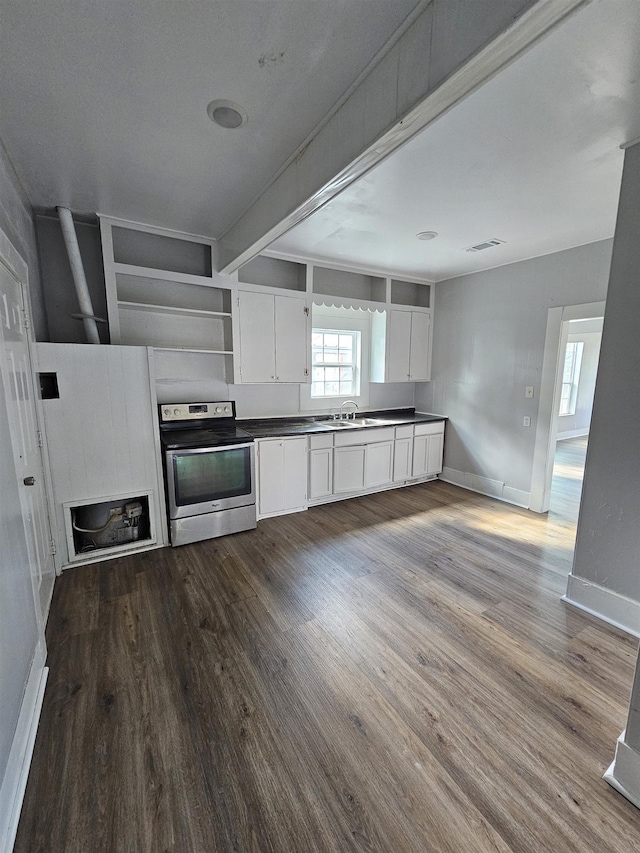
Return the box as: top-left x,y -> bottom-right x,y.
440,467 -> 531,509
0,646 -> 48,853
563,574 -> 640,638
557,428 -> 589,440
604,734 -> 640,810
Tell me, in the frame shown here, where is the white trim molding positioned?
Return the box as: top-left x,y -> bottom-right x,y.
605,734 -> 640,810
563,574 -> 640,638
440,467 -> 530,509
0,645 -> 47,853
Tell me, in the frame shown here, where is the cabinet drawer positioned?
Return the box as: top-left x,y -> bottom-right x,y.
309,433 -> 334,450
395,424 -> 414,439
414,421 -> 445,437
334,426 -> 395,447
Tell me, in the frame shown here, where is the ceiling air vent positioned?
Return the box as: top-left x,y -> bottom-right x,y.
465,238 -> 505,253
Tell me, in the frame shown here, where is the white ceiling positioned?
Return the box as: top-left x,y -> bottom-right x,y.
1,1 -> 639,283
0,0 -> 420,235
271,0 -> 640,281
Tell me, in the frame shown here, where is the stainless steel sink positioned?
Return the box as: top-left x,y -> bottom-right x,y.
320,419 -> 358,428
348,417 -> 388,427
319,417 -> 388,429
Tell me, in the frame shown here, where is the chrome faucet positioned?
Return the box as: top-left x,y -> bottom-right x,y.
339,400 -> 359,420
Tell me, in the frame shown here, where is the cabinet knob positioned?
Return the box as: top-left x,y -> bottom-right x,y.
23,476 -> 35,486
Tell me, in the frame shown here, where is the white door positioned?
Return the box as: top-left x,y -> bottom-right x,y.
333,445 -> 366,493
426,432 -> 444,475
257,439 -> 285,517
409,311 -> 431,381
412,434 -> 429,478
282,437 -> 307,509
0,260 -> 55,619
393,436 -> 413,482
275,295 -> 308,383
364,440 -> 394,489
309,448 -> 333,499
237,291 -> 276,382
387,310 -> 412,381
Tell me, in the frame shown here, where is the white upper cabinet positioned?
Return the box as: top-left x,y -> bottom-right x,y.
235,290 -> 309,383
275,295 -> 309,383
374,308 -> 432,383
407,310 -> 432,382
236,290 -> 276,382
387,310 -> 413,382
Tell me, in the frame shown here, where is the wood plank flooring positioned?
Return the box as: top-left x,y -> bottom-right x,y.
15,478 -> 640,852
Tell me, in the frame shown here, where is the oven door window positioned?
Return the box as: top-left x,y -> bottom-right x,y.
173,447 -> 252,505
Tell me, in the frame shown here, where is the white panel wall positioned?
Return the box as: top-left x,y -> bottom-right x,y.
36,343 -> 167,565
416,239 -> 612,499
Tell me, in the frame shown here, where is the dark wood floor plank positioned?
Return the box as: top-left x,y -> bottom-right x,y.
14,440 -> 640,852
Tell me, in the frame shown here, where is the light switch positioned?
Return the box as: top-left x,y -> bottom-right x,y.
525,386 -> 534,398
523,416 -> 531,427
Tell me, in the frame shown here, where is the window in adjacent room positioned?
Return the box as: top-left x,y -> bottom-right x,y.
559,340 -> 584,416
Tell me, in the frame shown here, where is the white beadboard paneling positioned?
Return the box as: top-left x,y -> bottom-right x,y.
36,343 -> 167,565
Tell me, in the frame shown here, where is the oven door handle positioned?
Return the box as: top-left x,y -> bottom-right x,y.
168,442 -> 255,455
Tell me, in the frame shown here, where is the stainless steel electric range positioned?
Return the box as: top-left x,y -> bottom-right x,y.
159,402 -> 256,547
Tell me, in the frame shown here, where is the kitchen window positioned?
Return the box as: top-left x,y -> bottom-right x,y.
559,340 -> 584,416
311,329 -> 360,397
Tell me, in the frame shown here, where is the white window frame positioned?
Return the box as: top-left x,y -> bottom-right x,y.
311,328 -> 360,398
559,340 -> 584,416
300,304 -> 371,413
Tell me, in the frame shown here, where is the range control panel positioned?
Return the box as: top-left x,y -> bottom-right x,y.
159,401 -> 235,423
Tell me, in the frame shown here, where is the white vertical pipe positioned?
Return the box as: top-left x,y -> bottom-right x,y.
57,206 -> 101,344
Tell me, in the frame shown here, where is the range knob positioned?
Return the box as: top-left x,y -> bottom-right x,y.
163,408 -> 171,417
215,406 -> 223,414
224,406 -> 230,413
173,408 -> 181,416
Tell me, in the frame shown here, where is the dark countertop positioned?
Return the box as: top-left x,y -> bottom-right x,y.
237,409 -> 446,438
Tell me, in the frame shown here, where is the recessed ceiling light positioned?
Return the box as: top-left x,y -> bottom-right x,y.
416,231 -> 438,241
207,100 -> 248,129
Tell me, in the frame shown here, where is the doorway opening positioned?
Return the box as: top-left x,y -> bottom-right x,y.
548,316 -> 603,528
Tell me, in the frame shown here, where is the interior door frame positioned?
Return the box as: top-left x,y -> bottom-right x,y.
529,300 -> 606,513
0,227 -> 57,610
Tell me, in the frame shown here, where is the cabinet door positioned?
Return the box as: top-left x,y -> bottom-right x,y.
364,441 -> 394,489
257,439 -> 285,516
426,432 -> 444,475
333,445 -> 365,493
386,310 -> 412,382
393,437 -> 413,482
283,437 -> 307,509
257,438 -> 307,517
238,291 -> 275,383
309,448 -> 333,500
412,434 -> 429,478
409,311 -> 431,381
275,296 -> 309,383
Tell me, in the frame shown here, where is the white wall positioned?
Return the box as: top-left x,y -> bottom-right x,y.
416,239 -> 612,502
557,320 -> 602,439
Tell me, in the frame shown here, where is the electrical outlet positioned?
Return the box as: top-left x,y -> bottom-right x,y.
523,416 -> 531,427
525,386 -> 534,398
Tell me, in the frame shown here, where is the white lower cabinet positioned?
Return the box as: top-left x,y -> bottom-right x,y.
256,437 -> 307,518
364,440 -> 394,489
309,447 -> 333,499
279,420 -> 444,515
393,425 -> 414,482
334,445 -> 366,493
412,422 -> 445,478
